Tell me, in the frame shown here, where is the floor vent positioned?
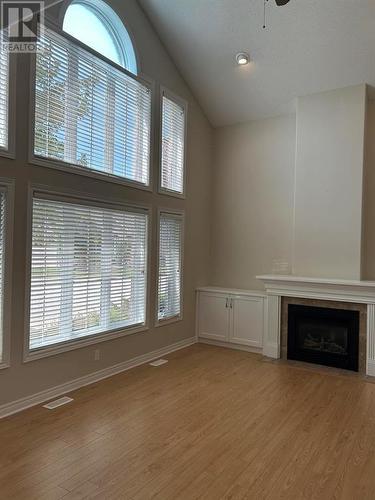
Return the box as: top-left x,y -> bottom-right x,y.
149,359 -> 168,367
43,396 -> 74,410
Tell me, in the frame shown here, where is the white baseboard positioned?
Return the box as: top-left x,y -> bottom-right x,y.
198,338 -> 262,354
0,337 -> 197,419
262,342 -> 280,359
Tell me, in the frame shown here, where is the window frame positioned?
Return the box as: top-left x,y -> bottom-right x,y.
155,208 -> 185,327
23,184 -> 152,362
28,22 -> 155,192
0,52 -> 16,159
158,86 -> 188,199
0,179 -> 14,370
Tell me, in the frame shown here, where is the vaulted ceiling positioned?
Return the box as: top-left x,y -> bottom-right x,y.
139,0 -> 375,126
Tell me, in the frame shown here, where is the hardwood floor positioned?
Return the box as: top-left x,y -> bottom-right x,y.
1,344 -> 375,499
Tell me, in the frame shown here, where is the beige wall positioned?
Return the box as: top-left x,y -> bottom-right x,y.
210,85 -> 372,292
293,84 -> 367,280
0,0 -> 213,406
210,115 -> 296,290
362,100 -> 375,279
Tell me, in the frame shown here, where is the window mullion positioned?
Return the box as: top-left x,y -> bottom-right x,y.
130,225 -> 144,324
59,210 -> 74,337
64,47 -> 79,164
133,87 -> 144,183
99,214 -> 112,330
104,74 -> 115,174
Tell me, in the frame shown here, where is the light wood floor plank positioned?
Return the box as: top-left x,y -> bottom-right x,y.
2,344 -> 375,499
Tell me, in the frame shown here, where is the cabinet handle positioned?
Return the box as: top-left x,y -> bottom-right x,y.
230,298 -> 233,309
226,298 -> 229,308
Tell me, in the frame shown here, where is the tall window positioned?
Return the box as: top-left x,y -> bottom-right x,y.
33,3 -> 151,186
0,190 -> 6,363
0,35 -> 9,150
160,90 -> 187,196
157,212 -> 183,322
28,194 -> 148,351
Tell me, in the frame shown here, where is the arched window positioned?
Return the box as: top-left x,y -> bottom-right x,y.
63,0 -> 137,74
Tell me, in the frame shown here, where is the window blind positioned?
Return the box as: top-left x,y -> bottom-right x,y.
0,191 -> 5,360
0,35 -> 9,150
29,196 -> 148,350
160,93 -> 186,194
157,212 -> 183,321
34,28 -> 152,185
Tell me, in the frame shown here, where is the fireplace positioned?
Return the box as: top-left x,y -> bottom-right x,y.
287,304 -> 359,371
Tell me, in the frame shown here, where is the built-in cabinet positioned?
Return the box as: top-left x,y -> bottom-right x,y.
196,287 -> 267,351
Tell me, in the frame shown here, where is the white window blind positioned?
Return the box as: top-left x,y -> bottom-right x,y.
160,93 -> 186,194
0,35 -> 9,150
29,195 -> 148,350
0,191 -> 6,361
157,212 -> 183,321
34,28 -> 152,185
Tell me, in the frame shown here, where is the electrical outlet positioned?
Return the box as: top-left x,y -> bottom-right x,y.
272,259 -> 290,274
94,349 -> 100,361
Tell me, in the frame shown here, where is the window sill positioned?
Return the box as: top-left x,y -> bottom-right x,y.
155,315 -> 183,328
28,156 -> 153,193
0,148 -> 15,160
24,323 -> 149,362
158,186 -> 186,200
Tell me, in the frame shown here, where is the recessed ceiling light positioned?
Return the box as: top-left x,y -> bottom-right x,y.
236,52 -> 250,66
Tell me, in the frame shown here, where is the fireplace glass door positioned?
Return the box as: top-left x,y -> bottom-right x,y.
287,305 -> 359,371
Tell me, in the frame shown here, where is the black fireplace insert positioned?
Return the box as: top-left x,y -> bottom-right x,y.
287,304 -> 359,371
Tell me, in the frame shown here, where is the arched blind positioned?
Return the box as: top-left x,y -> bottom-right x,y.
29,195 -> 148,350
160,92 -> 186,195
0,190 -> 6,361
0,36 -> 9,150
157,212 -> 183,321
34,28 -> 151,185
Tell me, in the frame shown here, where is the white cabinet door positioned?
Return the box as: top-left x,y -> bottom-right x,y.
198,292 -> 230,341
230,295 -> 264,348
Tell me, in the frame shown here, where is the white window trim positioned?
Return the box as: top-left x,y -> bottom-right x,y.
158,86 -> 188,200
155,207 -> 185,328
28,23 -> 155,192
23,183 -> 152,362
0,54 -> 16,159
0,179 -> 15,369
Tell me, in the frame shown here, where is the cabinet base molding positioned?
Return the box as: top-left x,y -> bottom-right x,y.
263,342 -> 280,359
198,338 -> 263,355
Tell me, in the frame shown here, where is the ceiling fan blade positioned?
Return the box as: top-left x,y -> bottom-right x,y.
275,0 -> 290,5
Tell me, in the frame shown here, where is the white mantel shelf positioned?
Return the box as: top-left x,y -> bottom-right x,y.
256,274 -> 375,376
256,275 -> 375,304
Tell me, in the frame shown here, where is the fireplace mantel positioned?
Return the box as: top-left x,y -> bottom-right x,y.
256,275 -> 375,304
256,275 -> 375,376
